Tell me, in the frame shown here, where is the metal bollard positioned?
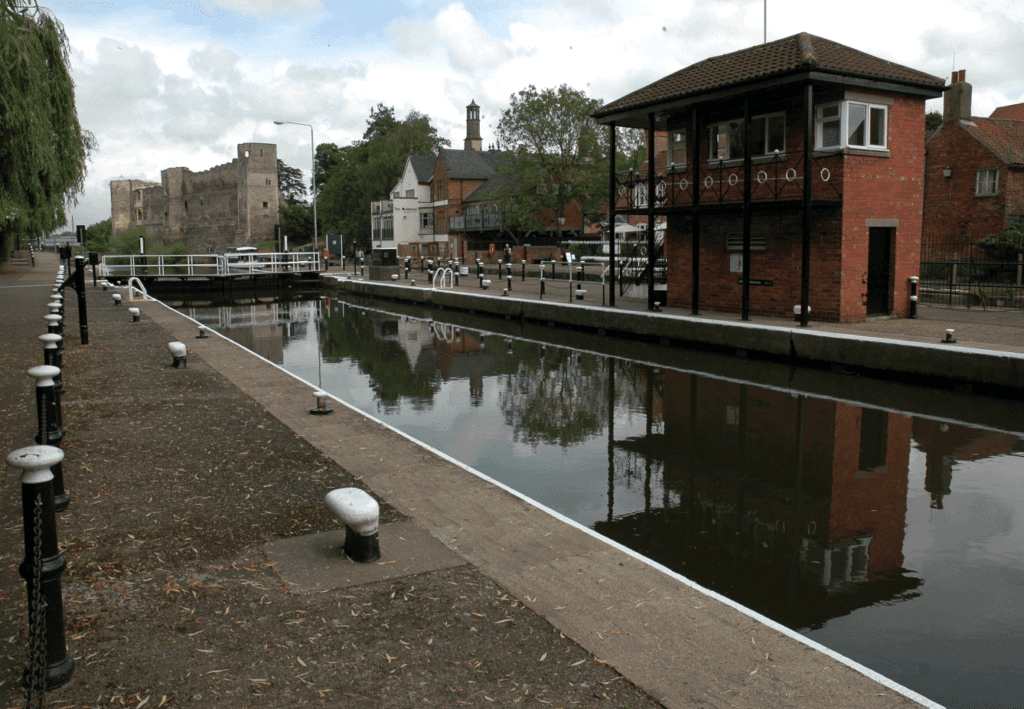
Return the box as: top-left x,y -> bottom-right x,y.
38,333 -> 63,396
522,259 -> 526,281
167,341 -> 187,368
507,273 -> 512,292
112,293 -> 121,306
196,324 -> 208,338
44,313 -> 63,343
540,264 -> 546,299
27,366 -> 68,511
310,390 -> 334,415
6,445 -> 74,690
909,276 -> 919,319
497,259 -> 503,279
942,329 -> 956,344
128,307 -> 140,322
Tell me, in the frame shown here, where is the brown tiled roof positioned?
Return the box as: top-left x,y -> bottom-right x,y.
963,118 -> 1024,165
594,33 -> 945,119
990,103 -> 1024,120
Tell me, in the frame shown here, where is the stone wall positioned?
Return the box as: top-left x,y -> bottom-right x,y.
109,143 -> 279,252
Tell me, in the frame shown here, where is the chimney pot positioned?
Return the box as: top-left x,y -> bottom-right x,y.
951,71 -> 958,84
958,70 -> 966,83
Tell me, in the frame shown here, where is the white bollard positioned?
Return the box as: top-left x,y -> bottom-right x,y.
325,488 -> 381,562
112,293 -> 122,306
128,307 -> 140,322
167,341 -> 187,368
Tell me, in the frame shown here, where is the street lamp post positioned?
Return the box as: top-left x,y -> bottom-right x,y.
273,120 -> 319,252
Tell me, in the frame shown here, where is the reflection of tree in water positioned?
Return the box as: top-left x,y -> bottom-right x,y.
320,311 -> 441,412
498,351 -> 654,449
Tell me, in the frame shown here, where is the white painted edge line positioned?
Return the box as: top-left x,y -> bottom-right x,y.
153,297 -> 945,709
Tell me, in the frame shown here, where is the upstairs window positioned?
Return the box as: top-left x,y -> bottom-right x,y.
816,101 -> 887,150
708,112 -> 785,161
406,189 -> 415,198
669,129 -> 687,167
976,168 -> 999,196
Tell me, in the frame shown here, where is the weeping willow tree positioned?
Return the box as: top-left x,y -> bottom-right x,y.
0,0 -> 95,260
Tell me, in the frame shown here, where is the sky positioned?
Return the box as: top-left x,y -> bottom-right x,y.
48,0 -> 1024,230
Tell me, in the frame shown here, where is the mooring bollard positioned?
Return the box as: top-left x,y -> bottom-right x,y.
310,390 -> 334,415
27,366 -> 69,511
507,273 -> 512,292
128,307 -> 140,322
167,341 -> 187,368
522,259 -> 526,281
6,445 -> 74,691
44,313 -> 63,343
539,264 -> 545,299
112,293 -> 121,306
325,488 -> 381,563
942,329 -> 957,344
482,279 -> 491,290
909,276 -> 920,319
38,333 -> 64,396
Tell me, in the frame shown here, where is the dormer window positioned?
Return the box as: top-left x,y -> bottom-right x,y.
816,101 -> 887,150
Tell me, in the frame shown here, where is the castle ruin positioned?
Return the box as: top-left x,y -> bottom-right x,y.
110,143 -> 280,252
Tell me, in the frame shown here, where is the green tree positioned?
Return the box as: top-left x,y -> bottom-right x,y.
279,203 -> 316,246
0,0 -> 96,261
317,106 -> 449,253
493,85 -> 606,242
925,110 -> 942,139
84,218 -> 112,252
277,159 -> 307,205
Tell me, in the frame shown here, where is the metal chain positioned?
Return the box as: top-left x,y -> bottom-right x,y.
25,492 -> 47,709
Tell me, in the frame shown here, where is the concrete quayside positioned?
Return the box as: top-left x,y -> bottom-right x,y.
322,274 -> 1024,396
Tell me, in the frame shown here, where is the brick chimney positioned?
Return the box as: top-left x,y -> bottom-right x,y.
943,70 -> 972,123
464,100 -> 482,152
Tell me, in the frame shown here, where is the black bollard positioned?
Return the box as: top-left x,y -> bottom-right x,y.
498,259 -> 503,279
540,265 -> 546,299
38,333 -> 63,398
522,260 -> 526,282
909,276 -> 919,319
507,273 -> 512,292
28,366 -> 68,511
73,255 -> 89,344
7,445 -> 74,691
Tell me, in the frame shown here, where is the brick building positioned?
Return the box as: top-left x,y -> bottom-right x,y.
110,143 -> 280,252
593,33 -> 946,322
374,102 -> 586,265
922,71 -> 1024,261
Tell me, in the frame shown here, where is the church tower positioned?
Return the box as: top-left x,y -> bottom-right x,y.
464,100 -> 482,152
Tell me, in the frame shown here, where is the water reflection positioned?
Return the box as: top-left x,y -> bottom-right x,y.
177,295 -> 1024,709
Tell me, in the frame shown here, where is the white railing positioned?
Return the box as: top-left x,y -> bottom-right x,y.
101,252 -> 322,277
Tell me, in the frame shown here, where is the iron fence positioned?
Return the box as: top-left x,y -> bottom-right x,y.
920,241 -> 1024,311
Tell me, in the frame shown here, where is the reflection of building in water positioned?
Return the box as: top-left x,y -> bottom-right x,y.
186,300 -> 320,364
912,419 -> 1020,509
596,372 -> 920,627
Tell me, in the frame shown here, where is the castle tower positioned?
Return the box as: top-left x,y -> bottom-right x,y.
464,100 -> 482,152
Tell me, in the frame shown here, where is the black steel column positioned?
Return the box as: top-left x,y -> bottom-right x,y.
647,113 -> 656,311
608,123 -> 617,307
691,108 -> 701,315
742,98 -> 752,321
74,255 -> 89,344
800,83 -> 813,327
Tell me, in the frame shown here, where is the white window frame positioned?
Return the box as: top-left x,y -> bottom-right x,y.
815,101 -> 887,151
975,168 -> 999,196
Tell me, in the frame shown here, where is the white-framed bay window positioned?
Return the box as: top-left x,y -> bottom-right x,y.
816,101 -> 887,151
708,112 -> 786,162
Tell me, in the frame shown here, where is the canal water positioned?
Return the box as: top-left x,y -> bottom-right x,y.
176,294 -> 1024,709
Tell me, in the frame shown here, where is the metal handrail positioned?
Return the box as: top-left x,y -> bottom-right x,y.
102,252 -> 322,277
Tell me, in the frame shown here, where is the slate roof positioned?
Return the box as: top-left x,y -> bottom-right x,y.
990,103 -> 1024,121
594,32 -> 945,120
962,118 -> 1024,165
409,155 -> 437,183
439,149 -> 503,180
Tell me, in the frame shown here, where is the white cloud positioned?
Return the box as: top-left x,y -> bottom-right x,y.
207,0 -> 325,18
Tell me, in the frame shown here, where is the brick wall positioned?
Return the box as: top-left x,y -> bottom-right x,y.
924,121 -> 1011,258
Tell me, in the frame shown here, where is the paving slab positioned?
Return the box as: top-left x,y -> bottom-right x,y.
265,520 -> 466,593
